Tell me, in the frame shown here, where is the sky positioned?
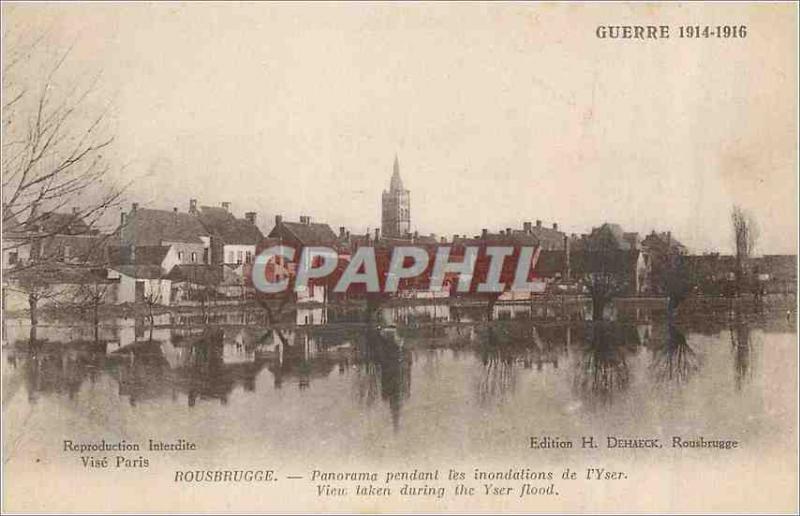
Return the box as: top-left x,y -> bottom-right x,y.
3,2 -> 797,254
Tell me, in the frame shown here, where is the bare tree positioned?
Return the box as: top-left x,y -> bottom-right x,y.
2,29 -> 126,327
73,277 -> 112,340
731,205 -> 759,295
142,286 -> 163,327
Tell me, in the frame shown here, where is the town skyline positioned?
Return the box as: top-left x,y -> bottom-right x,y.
3,3 -> 797,255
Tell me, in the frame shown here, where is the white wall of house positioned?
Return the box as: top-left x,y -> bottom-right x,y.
116,273 -> 172,306
162,240 -> 206,265
2,241 -> 31,268
160,246 -> 181,274
223,244 -> 255,265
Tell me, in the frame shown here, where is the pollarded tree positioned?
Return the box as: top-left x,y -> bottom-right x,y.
731,205 -> 759,295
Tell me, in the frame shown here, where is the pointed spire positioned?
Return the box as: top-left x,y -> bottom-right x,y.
390,153 -> 404,191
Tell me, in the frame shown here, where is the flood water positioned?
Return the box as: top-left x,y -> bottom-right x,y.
2,303 -> 797,471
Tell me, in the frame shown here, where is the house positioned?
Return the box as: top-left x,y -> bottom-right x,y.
195,202 -> 263,265
267,215 -> 338,248
583,223 -> 639,252
642,231 -> 687,256
3,207 -> 101,267
118,202 -> 210,265
533,249 -> 649,294
1,212 -> 32,268
39,234 -> 112,264
3,262 -> 117,311
266,215 -> 338,299
752,255 -> 797,294
167,264 -> 246,304
521,220 -> 566,250
107,245 -> 180,275
108,265 -> 172,305
30,208 -> 91,235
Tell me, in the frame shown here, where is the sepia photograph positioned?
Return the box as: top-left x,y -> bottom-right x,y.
1,2 -> 798,514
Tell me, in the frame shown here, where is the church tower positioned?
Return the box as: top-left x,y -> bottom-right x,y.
381,155 -> 410,238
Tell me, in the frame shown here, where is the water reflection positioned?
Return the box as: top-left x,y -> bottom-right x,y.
730,315 -> 756,391
649,324 -> 701,384
1,304 -> 789,443
475,324 -> 566,403
573,323 -> 633,405
351,330 -> 412,430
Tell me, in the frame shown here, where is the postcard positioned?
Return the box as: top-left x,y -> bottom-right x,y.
1,2 -> 797,514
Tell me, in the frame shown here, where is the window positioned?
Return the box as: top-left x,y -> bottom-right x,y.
245,250 -> 253,264
178,251 -> 184,262
236,251 -> 243,264
191,252 -> 197,263
8,251 -> 18,265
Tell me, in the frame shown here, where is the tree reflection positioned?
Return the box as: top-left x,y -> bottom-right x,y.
650,324 -> 700,384
351,329 -> 412,430
476,326 -> 518,403
730,315 -> 755,391
573,323 -> 630,404
474,324 -> 565,404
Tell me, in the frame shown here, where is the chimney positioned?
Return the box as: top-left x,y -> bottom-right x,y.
523,221 -> 532,233
245,212 -> 256,225
339,226 -> 346,238
553,222 -> 558,231
453,234 -> 459,242
189,199 -> 197,214
346,230 -> 350,240
221,202 -> 231,212
440,237 -> 446,244
413,230 -> 419,239
132,202 -> 139,212
536,220 -> 542,228
481,228 -> 488,238
374,228 -> 380,241
300,215 -> 311,225
506,227 -> 512,235
173,207 -> 178,213
275,214 -> 283,226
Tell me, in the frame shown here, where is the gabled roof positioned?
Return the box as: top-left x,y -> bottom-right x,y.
11,262 -> 111,285
107,245 -> 171,266
197,206 -> 263,245
268,221 -> 338,245
32,211 -> 90,235
166,264 -> 240,286
41,234 -> 112,263
111,264 -> 165,279
642,231 -> 687,254
586,223 -> 632,251
121,208 -> 207,245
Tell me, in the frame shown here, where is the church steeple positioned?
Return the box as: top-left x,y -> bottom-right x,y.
390,154 -> 404,191
382,154 -> 410,238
